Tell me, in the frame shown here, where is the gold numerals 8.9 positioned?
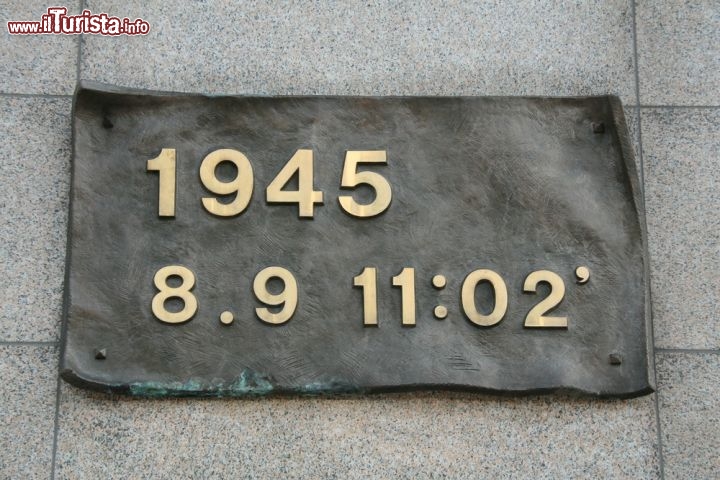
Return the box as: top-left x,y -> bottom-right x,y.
147,148 -> 391,219
151,265 -> 590,329
151,266 -> 298,326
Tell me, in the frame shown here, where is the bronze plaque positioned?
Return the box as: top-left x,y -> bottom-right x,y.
61,82 -> 654,397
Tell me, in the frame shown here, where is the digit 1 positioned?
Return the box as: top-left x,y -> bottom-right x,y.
392,267 -> 416,327
354,267 -> 378,326
146,148 -> 176,217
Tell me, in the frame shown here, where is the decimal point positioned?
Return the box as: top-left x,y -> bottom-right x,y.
434,305 -> 448,319
432,275 -> 447,289
575,266 -> 590,284
220,311 -> 234,325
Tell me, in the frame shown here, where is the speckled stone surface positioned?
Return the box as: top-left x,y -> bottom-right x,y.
642,108 -> 719,349
81,1 -> 637,104
0,1 -> 79,95
0,345 -> 57,479
636,0 -> 720,105
656,353 -> 720,480
56,385 -> 659,479
0,97 -> 71,341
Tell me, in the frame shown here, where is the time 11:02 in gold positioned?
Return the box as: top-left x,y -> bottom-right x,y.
151,265 -> 591,329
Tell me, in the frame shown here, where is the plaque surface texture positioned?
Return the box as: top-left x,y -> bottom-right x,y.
61,82 -> 654,398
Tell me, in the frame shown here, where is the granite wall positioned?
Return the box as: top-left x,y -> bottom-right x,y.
1,1 -> 717,478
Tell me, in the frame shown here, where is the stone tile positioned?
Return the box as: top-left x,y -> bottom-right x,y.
56,385 -> 659,479
637,0 -> 720,105
642,108 -> 719,349
1,1 -> 79,94
0,97 -> 71,341
0,345 -> 57,479
81,1 -> 636,104
657,353 -> 720,480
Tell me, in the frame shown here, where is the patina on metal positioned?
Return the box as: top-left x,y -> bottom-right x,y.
60,82 -> 654,398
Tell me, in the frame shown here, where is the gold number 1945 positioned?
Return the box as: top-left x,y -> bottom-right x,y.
147,148 -> 390,219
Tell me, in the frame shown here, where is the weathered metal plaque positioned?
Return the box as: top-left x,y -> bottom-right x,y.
61,82 -> 654,398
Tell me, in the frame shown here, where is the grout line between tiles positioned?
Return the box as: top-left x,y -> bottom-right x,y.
75,13 -> 84,86
631,0 -> 644,187
0,92 -> 72,98
656,348 -> 720,354
641,105 -> 720,109
632,3 -> 664,479
653,387 -> 665,480
51,5 -> 85,478
49,354 -> 63,480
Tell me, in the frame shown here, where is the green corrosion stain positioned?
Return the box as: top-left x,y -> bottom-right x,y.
129,379 -> 204,398
129,370 -> 273,398
225,369 -> 274,396
128,372 -> 364,398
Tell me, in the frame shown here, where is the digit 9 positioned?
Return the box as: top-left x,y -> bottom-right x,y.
199,149 -> 254,217
253,266 -> 298,325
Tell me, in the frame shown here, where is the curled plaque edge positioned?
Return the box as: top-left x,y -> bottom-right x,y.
59,81 -> 656,399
